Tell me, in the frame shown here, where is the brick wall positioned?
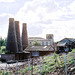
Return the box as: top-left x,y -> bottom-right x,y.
1,54 -> 15,61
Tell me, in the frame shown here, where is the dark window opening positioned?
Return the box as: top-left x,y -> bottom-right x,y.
59,47 -> 64,50
46,42 -> 48,46
30,42 -> 32,44
42,42 -> 44,46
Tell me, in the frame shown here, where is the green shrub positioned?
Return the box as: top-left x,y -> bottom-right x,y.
1,46 -> 6,52
32,40 -> 41,46
72,49 -> 75,53
0,70 -> 2,73
20,66 -> 32,74
0,50 -> 2,54
0,46 -> 6,54
41,64 -> 55,75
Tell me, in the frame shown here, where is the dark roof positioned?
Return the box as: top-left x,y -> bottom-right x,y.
58,38 -> 75,44
66,38 -> 75,42
25,46 -> 54,51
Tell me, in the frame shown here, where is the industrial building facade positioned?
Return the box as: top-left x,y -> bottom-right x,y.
28,34 -> 54,46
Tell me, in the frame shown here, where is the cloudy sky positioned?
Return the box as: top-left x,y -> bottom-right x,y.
0,0 -> 75,41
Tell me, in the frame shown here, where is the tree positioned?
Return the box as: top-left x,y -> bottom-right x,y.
0,37 -> 6,47
32,40 -> 41,46
0,46 -> 6,54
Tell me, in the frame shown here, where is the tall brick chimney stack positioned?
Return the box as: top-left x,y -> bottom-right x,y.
22,23 -> 28,50
15,21 -> 22,52
6,18 -> 18,53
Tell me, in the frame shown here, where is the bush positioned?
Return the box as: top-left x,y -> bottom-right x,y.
1,46 -> 6,52
72,49 -> 75,53
20,66 -> 32,74
0,49 -> 2,54
0,46 -> 6,54
32,40 -> 41,46
0,70 -> 2,73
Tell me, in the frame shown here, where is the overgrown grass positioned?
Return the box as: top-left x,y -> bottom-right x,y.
35,49 -> 75,75
19,66 -> 32,74
67,49 -> 75,65
0,70 -> 12,75
72,48 -> 75,53
41,64 -> 55,75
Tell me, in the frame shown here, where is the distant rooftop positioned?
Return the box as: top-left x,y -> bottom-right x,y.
28,37 -> 49,41
66,38 -> 75,42
59,38 -> 75,43
29,37 -> 44,39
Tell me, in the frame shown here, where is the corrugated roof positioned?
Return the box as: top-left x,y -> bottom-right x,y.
66,38 -> 75,42
57,42 -> 67,46
25,46 -> 54,51
60,38 -> 75,42
57,38 -> 75,45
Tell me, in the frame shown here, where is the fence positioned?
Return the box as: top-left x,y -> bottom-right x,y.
0,53 -> 75,75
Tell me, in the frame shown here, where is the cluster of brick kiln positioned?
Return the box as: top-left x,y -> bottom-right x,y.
2,18 -> 54,60
6,18 -> 28,53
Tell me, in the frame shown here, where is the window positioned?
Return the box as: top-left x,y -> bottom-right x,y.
30,42 -> 32,44
42,42 -> 44,46
46,42 -> 48,46
50,36 -> 52,39
32,52 -> 39,56
59,47 -> 64,50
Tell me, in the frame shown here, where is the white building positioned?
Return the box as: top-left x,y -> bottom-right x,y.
28,34 -> 54,46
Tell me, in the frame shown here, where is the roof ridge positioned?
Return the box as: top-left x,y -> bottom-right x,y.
28,37 -> 45,39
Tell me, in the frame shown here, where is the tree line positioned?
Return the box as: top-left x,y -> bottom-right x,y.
0,37 -> 6,46
0,37 -> 6,54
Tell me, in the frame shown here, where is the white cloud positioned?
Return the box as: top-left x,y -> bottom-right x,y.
68,1 -> 75,9
0,27 -> 7,38
0,13 -> 14,38
0,13 -> 14,17
2,0 -> 73,41
67,1 -> 75,16
41,20 -> 75,41
0,0 -> 15,2
15,0 -> 59,23
15,0 -> 75,41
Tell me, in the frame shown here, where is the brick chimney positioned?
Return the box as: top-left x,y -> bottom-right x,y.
15,21 -> 22,52
6,18 -> 18,53
22,23 -> 28,50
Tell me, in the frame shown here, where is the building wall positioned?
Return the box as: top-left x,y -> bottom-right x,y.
31,51 -> 54,57
1,54 -> 15,61
28,40 -> 52,46
28,39 -> 54,46
28,34 -> 54,46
